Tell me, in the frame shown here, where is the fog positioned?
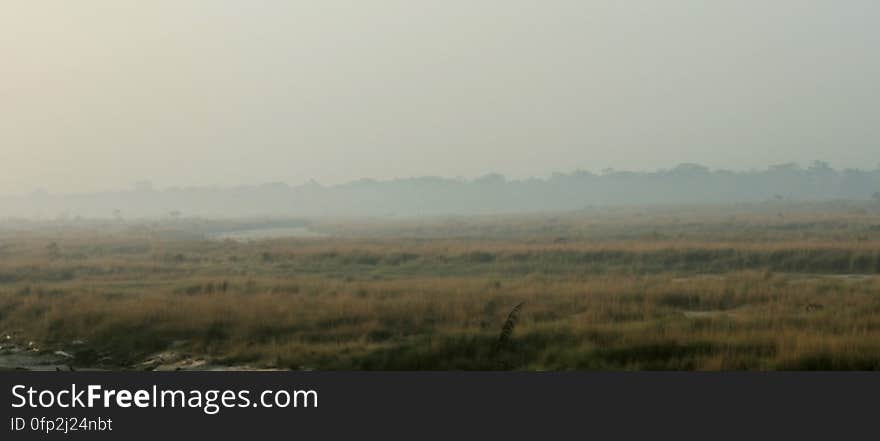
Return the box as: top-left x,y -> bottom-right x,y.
3,1 -> 879,198
0,163 -> 878,219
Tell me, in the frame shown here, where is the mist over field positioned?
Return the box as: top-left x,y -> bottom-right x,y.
4,3 -> 880,372
2,162 -> 879,219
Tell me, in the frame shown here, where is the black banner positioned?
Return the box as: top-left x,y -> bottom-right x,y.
1,373 -> 876,440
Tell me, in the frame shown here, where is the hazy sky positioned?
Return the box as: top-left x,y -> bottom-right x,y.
2,1 -> 879,194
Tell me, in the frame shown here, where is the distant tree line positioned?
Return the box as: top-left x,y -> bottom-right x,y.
2,161 -> 880,218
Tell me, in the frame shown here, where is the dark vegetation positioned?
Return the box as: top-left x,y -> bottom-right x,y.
3,161 -> 880,218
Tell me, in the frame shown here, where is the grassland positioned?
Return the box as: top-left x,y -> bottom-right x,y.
2,203 -> 880,370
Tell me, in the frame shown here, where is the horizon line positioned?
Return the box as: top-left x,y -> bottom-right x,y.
6,160 -> 880,198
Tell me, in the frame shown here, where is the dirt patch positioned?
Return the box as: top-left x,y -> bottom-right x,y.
681,310 -> 729,319
0,344 -> 74,371
0,336 -> 285,371
787,273 -> 875,285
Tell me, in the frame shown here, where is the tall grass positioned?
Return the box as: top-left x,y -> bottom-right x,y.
2,209 -> 880,370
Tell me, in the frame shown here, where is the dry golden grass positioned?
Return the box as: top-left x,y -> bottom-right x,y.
1,208 -> 880,370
